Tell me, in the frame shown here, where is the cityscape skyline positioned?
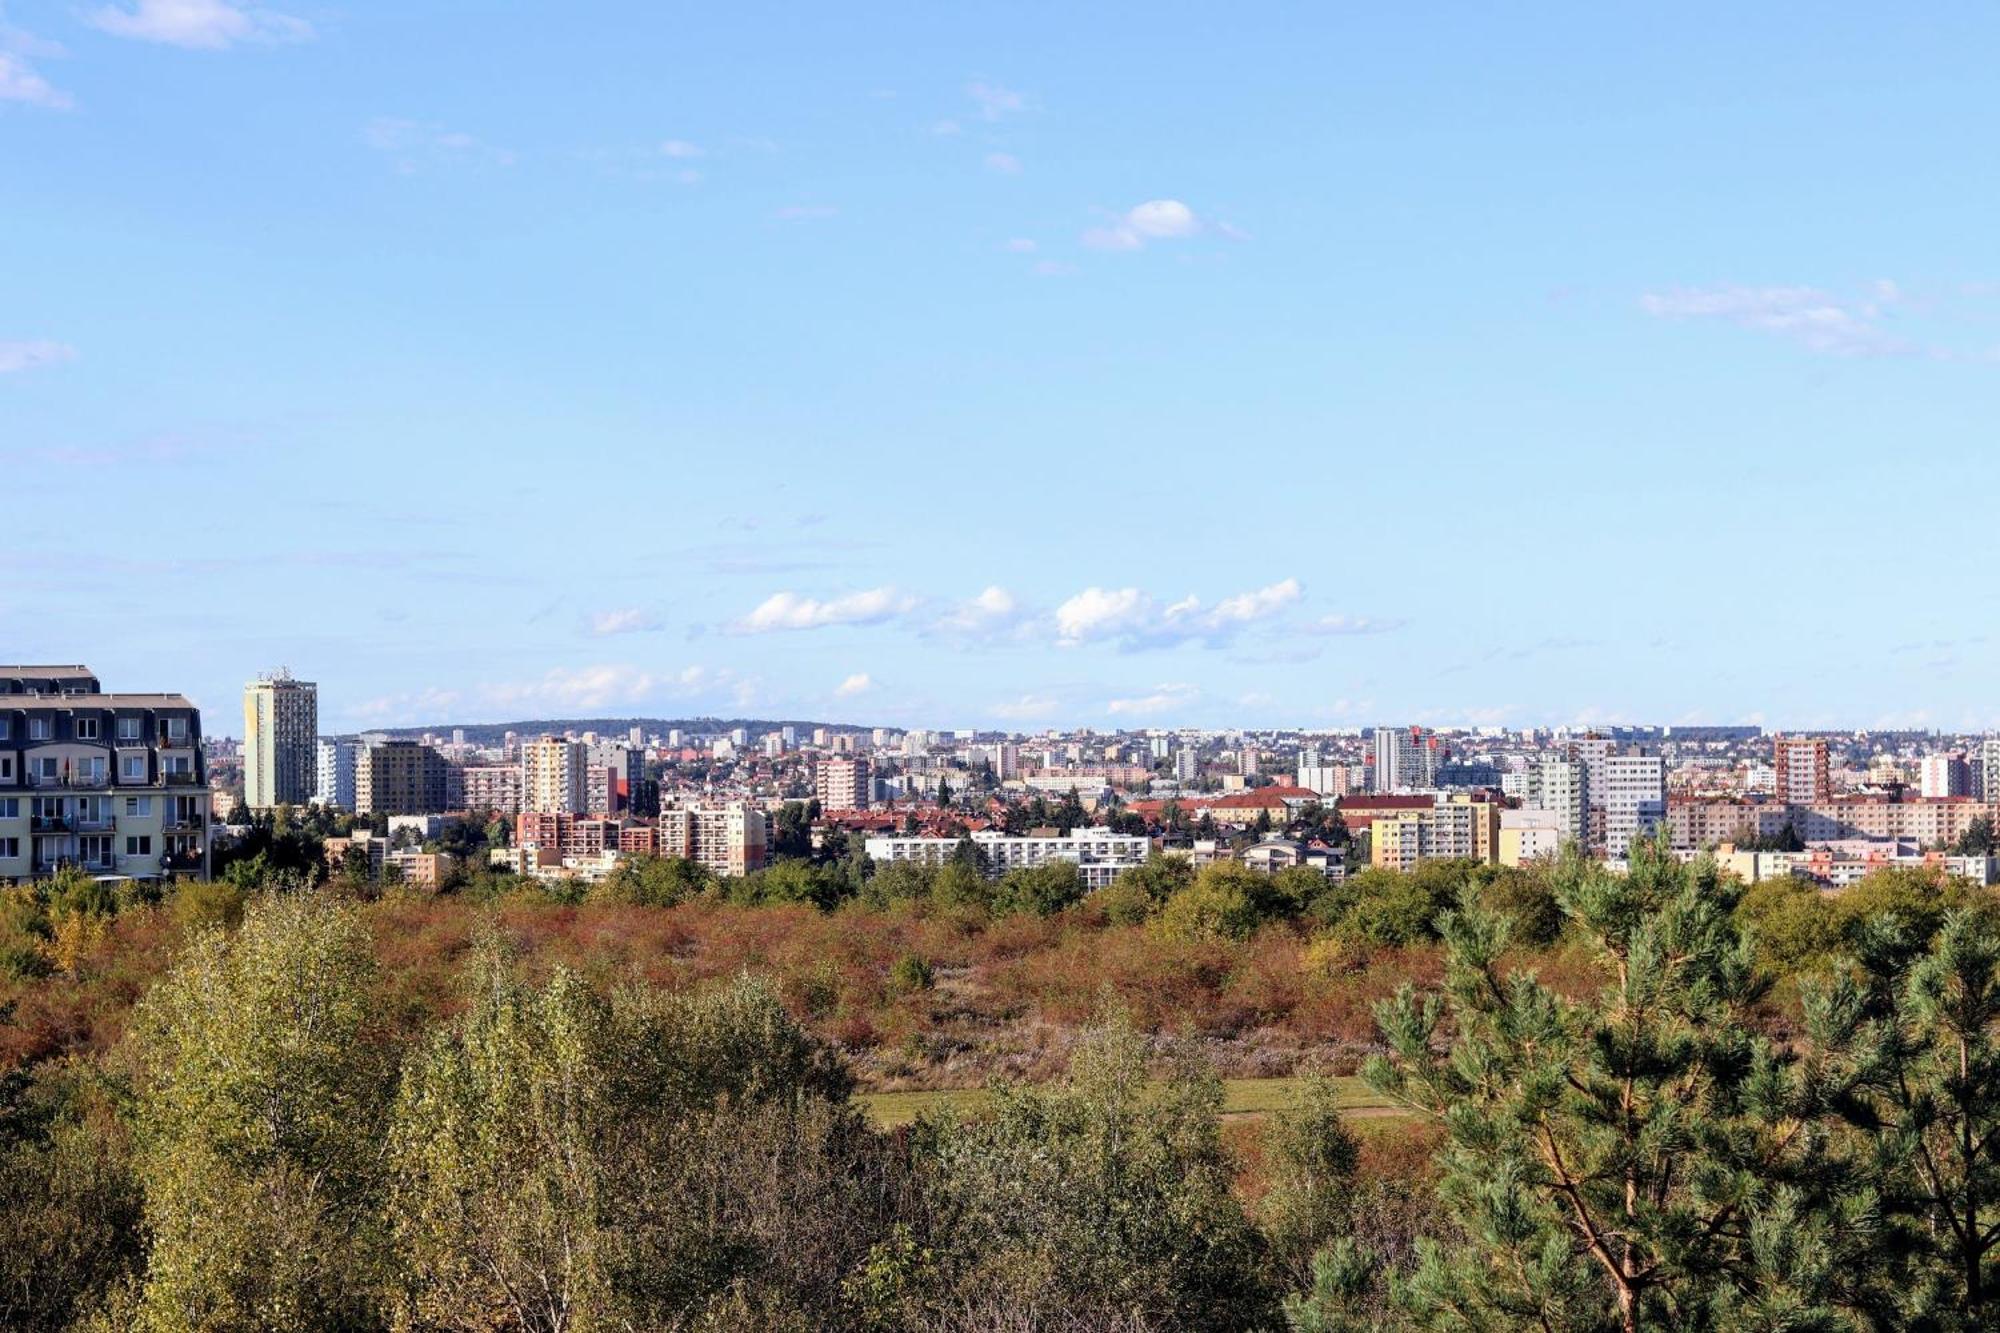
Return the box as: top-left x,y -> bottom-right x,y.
10,5 -> 2000,729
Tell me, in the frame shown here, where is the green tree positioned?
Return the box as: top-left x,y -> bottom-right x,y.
1367,842 -> 1879,1332
128,895 -> 390,1332
1954,815 -> 1998,857
902,1011 -> 1275,1329
1832,910 -> 2000,1324
992,861 -> 1085,917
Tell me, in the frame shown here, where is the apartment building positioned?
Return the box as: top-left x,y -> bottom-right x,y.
0,665 -> 210,883
242,670 -> 317,809
583,741 -> 641,815
354,740 -> 456,816
1523,754 -> 1588,846
1369,797 -> 1500,872
862,827 -> 1148,889
1773,735 -> 1832,805
815,756 -> 872,811
314,737 -> 361,810
1596,753 -> 1667,857
522,736 -> 587,815
1499,808 -> 1568,867
461,763 -> 523,814
1921,753 -> 1972,799
661,804 -> 769,877
1370,726 -> 1434,793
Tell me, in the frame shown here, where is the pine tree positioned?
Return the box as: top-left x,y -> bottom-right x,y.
1365,841 -> 1878,1331
1829,908 -> 2000,1326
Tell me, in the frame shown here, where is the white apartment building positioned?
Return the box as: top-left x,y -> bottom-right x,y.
660,803 -> 769,877
1597,753 -> 1667,857
1525,755 -> 1588,846
314,737 -> 361,810
522,736 -> 587,815
1921,753 -> 1972,799
243,670 -> 317,809
863,827 -> 1149,889
1371,726 -> 1433,793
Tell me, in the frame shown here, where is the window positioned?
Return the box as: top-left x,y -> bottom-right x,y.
117,716 -> 140,742
124,835 -> 152,856
75,717 -> 98,740
0,838 -> 16,860
28,717 -> 50,741
120,754 -> 146,781
0,756 -> 11,781
74,756 -> 105,784
124,796 -> 152,817
162,718 -> 187,743
0,800 -> 13,818
0,718 -> 9,740
163,755 -> 192,777
34,757 -> 57,782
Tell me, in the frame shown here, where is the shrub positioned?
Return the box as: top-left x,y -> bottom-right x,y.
1154,880 -> 1261,943
888,954 -> 935,995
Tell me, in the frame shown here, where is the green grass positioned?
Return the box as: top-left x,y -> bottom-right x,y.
859,1075 -> 1402,1129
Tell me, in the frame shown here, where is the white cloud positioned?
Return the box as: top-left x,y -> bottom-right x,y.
659,138 -> 703,158
587,607 -> 660,636
1083,199 -> 1202,252
1055,578 -> 1304,648
1309,613 -> 1408,636
966,80 -> 1025,121
0,339 -> 75,373
935,585 -> 1028,639
991,693 -> 1060,721
984,151 -> 1022,175
1106,683 -> 1198,717
834,672 -> 872,698
87,0 -> 312,49
483,664 -> 666,712
1206,577 -> 1300,626
1054,586 -> 1150,645
1640,283 -> 1908,357
1002,237 -> 1037,253
733,586 -> 914,633
364,118 -> 515,171
0,51 -> 69,109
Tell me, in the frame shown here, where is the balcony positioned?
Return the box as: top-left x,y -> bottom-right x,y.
76,815 -> 114,832
30,815 -> 73,833
161,850 -> 205,874
164,815 -> 205,832
163,771 -> 203,787
28,771 -> 110,790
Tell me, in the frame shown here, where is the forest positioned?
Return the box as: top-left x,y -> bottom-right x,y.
3,838 -> 2000,1331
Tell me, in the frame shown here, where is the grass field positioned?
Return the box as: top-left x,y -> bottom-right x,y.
858,1075 -> 1405,1129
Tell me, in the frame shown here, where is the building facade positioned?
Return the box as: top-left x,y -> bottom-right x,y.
243,670 -> 317,809
862,827 -> 1148,889
522,737 -> 587,815
815,755 -> 872,811
0,665 -> 210,883
355,740 -> 455,815
1773,735 -> 1832,806
314,737 -> 361,810
660,804 -> 769,877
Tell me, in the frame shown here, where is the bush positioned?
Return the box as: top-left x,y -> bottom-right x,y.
1154,880 -> 1261,943
888,954 -> 935,995
992,862 -> 1084,918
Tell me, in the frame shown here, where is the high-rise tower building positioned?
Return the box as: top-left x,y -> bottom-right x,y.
243,670 -> 317,809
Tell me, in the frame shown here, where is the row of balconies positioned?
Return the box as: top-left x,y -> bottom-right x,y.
25,849 -> 206,875
6,770 -> 204,789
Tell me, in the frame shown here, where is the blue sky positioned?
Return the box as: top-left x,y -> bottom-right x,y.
5,3 -> 1999,735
